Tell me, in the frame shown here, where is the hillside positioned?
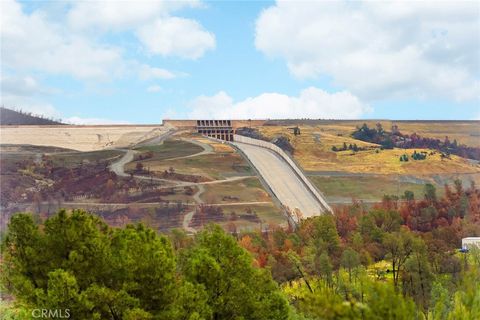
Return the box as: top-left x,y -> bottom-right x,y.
0,107 -> 63,125
258,124 -> 480,175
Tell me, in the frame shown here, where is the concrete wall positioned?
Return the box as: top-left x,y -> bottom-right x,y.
0,125 -> 167,151
233,134 -> 332,213
162,120 -> 197,129
162,119 -> 267,130
231,120 -> 267,129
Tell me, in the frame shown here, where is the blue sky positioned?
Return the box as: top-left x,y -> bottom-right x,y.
1,0 -> 479,123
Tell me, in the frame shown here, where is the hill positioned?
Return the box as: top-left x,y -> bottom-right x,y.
0,107 -> 63,125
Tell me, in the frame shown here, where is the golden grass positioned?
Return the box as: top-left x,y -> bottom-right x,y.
259,125 -> 480,175
398,122 -> 480,147
203,140 -> 236,153
264,120 -> 480,147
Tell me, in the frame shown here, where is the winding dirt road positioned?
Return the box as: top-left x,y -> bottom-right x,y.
182,184 -> 205,234
109,149 -> 137,177
108,136 -> 260,233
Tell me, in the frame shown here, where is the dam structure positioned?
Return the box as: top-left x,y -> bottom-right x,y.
196,120 -> 234,141
1,119 -> 332,221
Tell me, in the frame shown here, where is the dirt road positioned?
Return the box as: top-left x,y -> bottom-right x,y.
109,149 -> 137,177
182,184 -> 205,234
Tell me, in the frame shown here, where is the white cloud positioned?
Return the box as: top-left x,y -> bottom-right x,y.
1,0 -> 212,84
0,95 -> 60,119
188,87 -> 371,119
0,74 -> 62,119
1,75 -> 41,97
68,1 -> 214,60
68,1 -> 200,31
137,17 -> 215,59
255,1 -> 480,101
1,0 -> 125,81
138,64 -> 179,80
146,85 -> 163,93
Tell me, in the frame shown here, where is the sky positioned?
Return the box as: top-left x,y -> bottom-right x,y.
1,0 -> 479,124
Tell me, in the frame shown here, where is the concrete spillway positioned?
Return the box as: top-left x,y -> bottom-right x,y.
233,141 -> 327,220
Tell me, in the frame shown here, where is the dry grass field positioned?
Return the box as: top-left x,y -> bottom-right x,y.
259,124 -> 480,175
201,139 -> 236,153
307,174 -> 474,202
216,203 -> 287,231
266,120 -> 480,147
395,121 -> 480,147
135,140 -> 204,160
200,177 -> 272,203
128,151 -> 253,180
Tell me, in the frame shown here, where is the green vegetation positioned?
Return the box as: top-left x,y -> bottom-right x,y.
309,175 -> 430,201
1,210 -> 288,319
49,150 -> 124,167
411,150 -> 428,160
0,147 -> 121,170
2,181 -> 479,319
135,140 -> 204,161
219,203 -> 287,229
200,177 -> 270,203
137,153 -> 253,180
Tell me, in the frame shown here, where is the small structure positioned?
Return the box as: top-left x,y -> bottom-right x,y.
288,126 -> 301,136
461,237 -> 480,251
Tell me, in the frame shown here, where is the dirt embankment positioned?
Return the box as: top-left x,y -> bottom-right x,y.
0,126 -> 169,151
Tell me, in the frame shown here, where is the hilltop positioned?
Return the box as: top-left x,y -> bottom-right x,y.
0,107 -> 63,125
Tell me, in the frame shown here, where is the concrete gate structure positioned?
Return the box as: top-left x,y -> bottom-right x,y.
162,119 -> 267,142
196,120 -> 234,141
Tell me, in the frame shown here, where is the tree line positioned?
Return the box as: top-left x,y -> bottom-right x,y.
1,180 -> 479,319
1,211 -> 289,319
352,123 -> 480,160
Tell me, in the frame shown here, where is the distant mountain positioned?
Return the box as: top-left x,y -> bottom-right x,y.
0,107 -> 64,125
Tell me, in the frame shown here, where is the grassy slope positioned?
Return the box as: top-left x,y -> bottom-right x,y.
135,140 -> 204,160
131,153 -> 253,180
217,203 -> 287,231
201,177 -> 271,203
309,175 -> 433,201
49,150 -> 124,167
259,125 -> 480,175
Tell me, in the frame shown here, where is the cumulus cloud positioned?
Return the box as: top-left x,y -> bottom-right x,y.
136,17 -> 215,59
0,95 -> 60,119
0,0 -> 213,83
68,1 -> 200,31
255,1 -> 480,101
1,0 -> 125,81
188,87 -> 371,119
1,75 -> 42,97
68,0 -> 214,60
0,75 -> 62,119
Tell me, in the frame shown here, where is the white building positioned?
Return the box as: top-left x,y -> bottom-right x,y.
461,237 -> 480,250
